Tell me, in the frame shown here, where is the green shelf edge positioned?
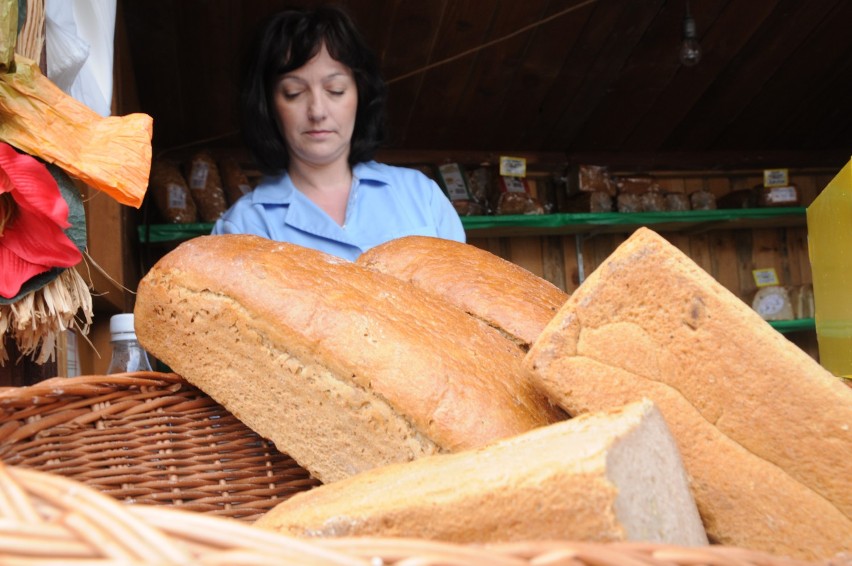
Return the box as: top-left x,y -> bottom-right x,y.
138,207 -> 807,243
769,318 -> 815,334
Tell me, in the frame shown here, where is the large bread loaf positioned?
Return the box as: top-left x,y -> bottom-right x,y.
524,227 -> 852,561
255,399 -> 708,547
134,235 -> 562,484
357,236 -> 568,349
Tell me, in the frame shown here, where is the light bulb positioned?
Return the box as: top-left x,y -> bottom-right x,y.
679,12 -> 702,66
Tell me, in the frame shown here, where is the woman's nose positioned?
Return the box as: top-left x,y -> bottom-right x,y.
308,93 -> 327,121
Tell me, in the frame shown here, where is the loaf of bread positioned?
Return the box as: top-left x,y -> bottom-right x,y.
524,227 -> 852,561
217,154 -> 253,206
255,399 -> 708,547
134,234 -> 562,484
149,159 -> 198,223
357,236 -> 569,349
752,285 -> 794,321
184,150 -> 227,222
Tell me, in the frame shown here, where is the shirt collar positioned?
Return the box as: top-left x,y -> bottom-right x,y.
249,160 -> 390,206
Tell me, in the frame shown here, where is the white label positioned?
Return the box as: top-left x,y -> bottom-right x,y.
765,186 -> 797,203
238,183 -> 252,196
502,176 -> 527,193
499,156 -> 527,177
756,292 -> 786,316
753,268 -> 780,287
438,164 -> 470,201
189,161 -> 210,189
167,183 -> 187,209
764,169 -> 789,187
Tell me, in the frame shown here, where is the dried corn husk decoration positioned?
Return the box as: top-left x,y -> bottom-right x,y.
0,55 -> 152,208
0,267 -> 92,364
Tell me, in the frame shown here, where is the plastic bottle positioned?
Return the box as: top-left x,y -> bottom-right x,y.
106,313 -> 152,374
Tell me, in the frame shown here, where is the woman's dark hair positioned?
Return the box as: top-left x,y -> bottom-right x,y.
240,6 -> 387,174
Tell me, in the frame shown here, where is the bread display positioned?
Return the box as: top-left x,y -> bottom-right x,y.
752,285 -> 794,321
134,234 -> 562,484
255,399 -> 708,547
184,150 -> 227,222
357,236 -> 568,349
218,154 -> 253,205
524,227 -> 852,560
148,159 -> 198,223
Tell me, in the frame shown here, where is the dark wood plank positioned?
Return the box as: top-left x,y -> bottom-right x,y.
427,1 -> 553,150
398,0 -> 508,149
672,0 -> 841,149
568,0 -> 688,150
380,1 -> 450,146
485,0 -> 591,150
624,0 -> 782,151
713,0 -> 852,150
542,0 -> 665,151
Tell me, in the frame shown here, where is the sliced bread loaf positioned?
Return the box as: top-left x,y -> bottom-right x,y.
255,399 -> 708,547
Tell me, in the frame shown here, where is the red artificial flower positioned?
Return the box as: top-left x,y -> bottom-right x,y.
0,142 -> 82,298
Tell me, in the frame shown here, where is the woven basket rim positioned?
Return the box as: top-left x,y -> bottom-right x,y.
0,460 -> 834,566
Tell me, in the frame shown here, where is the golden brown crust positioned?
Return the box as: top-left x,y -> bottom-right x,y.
357,236 -> 568,348
524,227 -> 852,560
135,235 -> 562,482
255,400 -> 708,547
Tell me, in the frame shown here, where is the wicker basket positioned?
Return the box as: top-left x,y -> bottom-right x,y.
0,371 -> 319,521
0,459 -> 831,566
0,373 -> 845,565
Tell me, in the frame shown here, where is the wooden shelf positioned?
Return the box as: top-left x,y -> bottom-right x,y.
138,207 -> 807,244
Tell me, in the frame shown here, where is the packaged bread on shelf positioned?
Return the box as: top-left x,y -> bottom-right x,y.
524,227 -> 852,561
578,164 -> 617,195
564,190 -> 613,213
436,163 -> 485,216
639,190 -> 666,212
757,184 -> 800,207
255,399 -> 708,547
217,154 -> 253,206
184,150 -> 228,222
134,235 -> 563,484
716,188 -> 759,209
752,285 -> 794,321
149,159 -> 198,223
789,283 -> 815,319
664,192 -> 690,211
689,188 -> 717,210
494,176 -> 544,215
357,236 -> 569,349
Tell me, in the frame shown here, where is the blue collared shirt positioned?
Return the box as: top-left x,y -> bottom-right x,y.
211,161 -> 465,261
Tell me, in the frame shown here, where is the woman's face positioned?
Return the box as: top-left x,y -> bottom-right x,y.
272,44 -> 358,170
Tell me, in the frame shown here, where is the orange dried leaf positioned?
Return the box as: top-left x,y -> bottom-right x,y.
0,56 -> 153,208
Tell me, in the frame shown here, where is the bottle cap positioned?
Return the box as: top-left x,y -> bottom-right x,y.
110,313 -> 138,342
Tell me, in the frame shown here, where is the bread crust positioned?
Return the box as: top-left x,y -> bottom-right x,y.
135,235 -> 561,483
255,400 -> 708,547
358,236 -> 568,348
525,227 -> 852,560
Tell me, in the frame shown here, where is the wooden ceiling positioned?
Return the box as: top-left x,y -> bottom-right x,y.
120,0 -> 852,169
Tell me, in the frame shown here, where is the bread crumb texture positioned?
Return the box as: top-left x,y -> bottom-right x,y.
255,400 -> 708,547
525,227 -> 852,561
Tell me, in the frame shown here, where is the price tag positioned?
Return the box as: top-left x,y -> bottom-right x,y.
499,156 -> 527,177
764,169 -> 789,187
753,268 -> 780,288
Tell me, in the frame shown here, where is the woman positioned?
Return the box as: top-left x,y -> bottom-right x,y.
212,6 -> 465,260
